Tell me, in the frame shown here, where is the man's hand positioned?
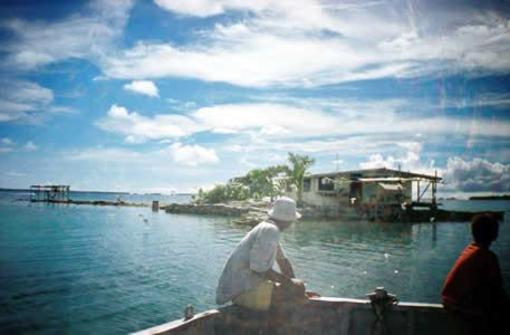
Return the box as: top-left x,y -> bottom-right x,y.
277,257 -> 295,278
305,291 -> 321,298
260,269 -> 292,285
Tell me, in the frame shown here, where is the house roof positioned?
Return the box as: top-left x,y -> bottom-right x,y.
306,168 -> 441,181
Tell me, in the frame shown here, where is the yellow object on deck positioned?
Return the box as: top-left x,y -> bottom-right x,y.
233,280 -> 273,311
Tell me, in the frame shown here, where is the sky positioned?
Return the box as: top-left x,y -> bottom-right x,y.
0,0 -> 509,195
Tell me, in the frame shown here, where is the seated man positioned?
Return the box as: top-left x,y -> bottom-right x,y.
441,213 -> 509,334
216,197 -> 307,311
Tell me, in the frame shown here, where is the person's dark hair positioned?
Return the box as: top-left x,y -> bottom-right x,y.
471,213 -> 499,245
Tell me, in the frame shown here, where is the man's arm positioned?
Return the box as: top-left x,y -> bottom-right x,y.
489,254 -> 510,306
277,257 -> 295,278
275,244 -> 295,278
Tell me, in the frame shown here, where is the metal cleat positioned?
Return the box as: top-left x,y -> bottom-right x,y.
184,304 -> 194,320
366,287 -> 398,321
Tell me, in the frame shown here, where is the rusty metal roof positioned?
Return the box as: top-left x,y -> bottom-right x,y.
306,168 -> 441,181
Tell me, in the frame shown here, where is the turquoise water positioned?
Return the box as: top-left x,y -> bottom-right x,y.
0,193 -> 509,334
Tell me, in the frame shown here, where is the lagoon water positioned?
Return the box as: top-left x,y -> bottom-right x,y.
0,191 -> 509,334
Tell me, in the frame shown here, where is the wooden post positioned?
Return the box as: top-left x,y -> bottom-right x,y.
432,170 -> 437,208
152,200 -> 159,211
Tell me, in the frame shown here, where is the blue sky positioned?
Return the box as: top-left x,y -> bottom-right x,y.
0,0 -> 509,195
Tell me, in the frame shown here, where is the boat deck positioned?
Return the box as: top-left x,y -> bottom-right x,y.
133,297 -> 463,335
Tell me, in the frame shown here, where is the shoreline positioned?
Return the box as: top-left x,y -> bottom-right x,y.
20,198 -> 508,224
163,201 -> 506,224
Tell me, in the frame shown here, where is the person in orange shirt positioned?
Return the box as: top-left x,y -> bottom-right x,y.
442,213 -> 509,334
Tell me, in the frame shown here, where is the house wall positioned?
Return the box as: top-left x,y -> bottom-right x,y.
361,181 -> 412,205
288,170 -> 420,210
301,177 -> 343,208
300,176 -> 413,209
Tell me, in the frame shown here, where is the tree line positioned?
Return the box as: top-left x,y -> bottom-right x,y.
193,153 -> 315,204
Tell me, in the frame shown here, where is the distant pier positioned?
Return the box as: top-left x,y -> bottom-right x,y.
30,184 -> 70,202
30,198 -> 148,207
28,184 -> 148,208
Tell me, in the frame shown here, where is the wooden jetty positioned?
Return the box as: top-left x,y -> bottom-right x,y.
30,184 -> 70,202
30,198 -> 147,207
28,185 -> 148,207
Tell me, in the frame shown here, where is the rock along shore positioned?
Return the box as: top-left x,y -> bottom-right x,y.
163,201 -> 271,226
162,201 -> 362,225
162,201 -> 505,225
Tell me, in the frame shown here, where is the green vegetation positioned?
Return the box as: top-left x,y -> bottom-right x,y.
195,183 -> 250,204
232,165 -> 290,200
287,153 -> 315,205
194,153 -> 315,204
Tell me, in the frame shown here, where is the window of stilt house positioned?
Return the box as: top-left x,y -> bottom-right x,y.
318,177 -> 334,191
303,178 -> 311,192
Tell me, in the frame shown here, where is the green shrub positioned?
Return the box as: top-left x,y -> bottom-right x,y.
196,183 -> 250,204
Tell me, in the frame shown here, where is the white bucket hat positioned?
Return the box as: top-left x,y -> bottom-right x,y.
268,196 -> 302,222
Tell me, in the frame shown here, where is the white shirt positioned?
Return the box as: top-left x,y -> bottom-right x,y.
216,221 -> 285,305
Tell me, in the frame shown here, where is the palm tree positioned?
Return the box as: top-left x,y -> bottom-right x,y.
287,153 -> 315,205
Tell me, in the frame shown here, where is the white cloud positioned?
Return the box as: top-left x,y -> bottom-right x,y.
67,147 -> 142,162
6,81 -> 53,104
193,102 -> 510,139
2,0 -> 133,69
1,138 -> 14,146
356,148 -> 510,193
193,103 -> 337,136
96,99 -> 510,145
63,145 -> 222,175
360,149 -> 421,171
123,80 -> 159,97
100,32 -> 370,87
167,143 -> 219,167
360,153 -> 400,170
154,0 -> 277,17
443,157 -> 510,193
96,105 -> 202,142
358,141 -> 438,176
0,80 -> 55,122
100,0 -> 510,87
23,141 -> 38,152
0,138 -> 39,153
3,0 -> 508,89
165,99 -> 197,113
